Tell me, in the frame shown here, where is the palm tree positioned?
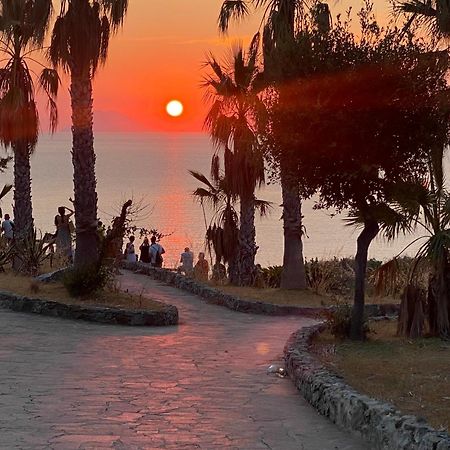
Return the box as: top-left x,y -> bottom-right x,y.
203,34 -> 267,286
395,0 -> 450,36
376,146 -> 450,339
0,0 -> 58,239
218,0 -> 330,289
190,167 -> 240,281
49,0 -> 128,268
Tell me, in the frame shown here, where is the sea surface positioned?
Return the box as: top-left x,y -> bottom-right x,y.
2,132 -> 424,267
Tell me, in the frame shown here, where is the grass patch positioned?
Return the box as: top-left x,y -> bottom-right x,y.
312,321 -> 450,431
212,284 -> 398,308
0,270 -> 164,312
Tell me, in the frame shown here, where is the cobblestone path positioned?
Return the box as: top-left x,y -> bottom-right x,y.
0,271 -> 366,449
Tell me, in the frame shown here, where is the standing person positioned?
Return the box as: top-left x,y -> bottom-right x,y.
1,214 -> 14,244
179,247 -> 194,276
194,252 -> 209,282
149,236 -> 165,268
139,237 -> 151,263
55,206 -> 74,263
124,236 -> 136,263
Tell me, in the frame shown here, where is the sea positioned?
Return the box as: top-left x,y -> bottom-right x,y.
2,132 -> 423,267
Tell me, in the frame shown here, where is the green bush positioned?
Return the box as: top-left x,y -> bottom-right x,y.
63,263 -> 113,297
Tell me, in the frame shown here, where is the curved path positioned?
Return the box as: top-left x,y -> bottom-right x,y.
0,271 -> 365,450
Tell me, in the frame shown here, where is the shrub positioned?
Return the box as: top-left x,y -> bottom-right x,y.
261,265 -> 283,288
324,300 -> 370,339
63,263 -> 113,297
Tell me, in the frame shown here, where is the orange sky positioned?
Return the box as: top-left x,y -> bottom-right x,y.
50,0 -> 390,133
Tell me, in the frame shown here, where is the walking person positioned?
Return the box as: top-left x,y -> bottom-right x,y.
54,206 -> 74,263
124,235 -> 137,263
1,214 -> 14,244
139,237 -> 151,263
149,236 -> 165,268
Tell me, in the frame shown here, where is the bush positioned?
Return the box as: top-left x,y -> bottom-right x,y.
261,265 -> 283,288
63,263 -> 113,297
13,228 -> 51,275
323,300 -> 370,339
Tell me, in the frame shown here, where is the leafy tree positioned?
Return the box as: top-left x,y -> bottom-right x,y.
267,4 -> 450,339
0,0 -> 58,238
202,34 -> 267,286
50,0 -> 128,268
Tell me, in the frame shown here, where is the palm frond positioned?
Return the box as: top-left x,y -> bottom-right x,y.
255,198 -> 273,217
218,0 -> 250,33
188,170 -> 216,191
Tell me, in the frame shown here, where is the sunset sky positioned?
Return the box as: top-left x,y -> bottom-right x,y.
52,0 -> 389,133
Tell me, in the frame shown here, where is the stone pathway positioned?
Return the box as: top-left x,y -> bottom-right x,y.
0,271 -> 366,449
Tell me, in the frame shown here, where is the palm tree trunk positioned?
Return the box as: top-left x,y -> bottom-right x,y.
238,192 -> 256,286
280,165 -> 307,290
70,67 -> 99,268
13,142 -> 33,237
350,219 -> 379,340
428,257 -> 450,338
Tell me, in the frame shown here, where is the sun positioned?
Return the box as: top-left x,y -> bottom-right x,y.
166,100 -> 183,117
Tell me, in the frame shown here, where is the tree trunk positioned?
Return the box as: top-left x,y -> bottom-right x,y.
428,256 -> 450,338
350,219 -> 379,340
70,67 -> 99,268
13,142 -> 33,237
238,192 -> 257,286
280,165 -> 307,290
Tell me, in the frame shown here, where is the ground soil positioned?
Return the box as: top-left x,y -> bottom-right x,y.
312,320 -> 450,431
0,269 -> 164,311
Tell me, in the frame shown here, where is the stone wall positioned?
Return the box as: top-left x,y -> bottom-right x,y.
123,261 -> 399,318
0,290 -> 178,326
284,325 -> 450,450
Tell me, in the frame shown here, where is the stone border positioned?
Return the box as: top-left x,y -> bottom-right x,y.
0,290 -> 178,326
284,324 -> 450,450
123,261 -> 399,318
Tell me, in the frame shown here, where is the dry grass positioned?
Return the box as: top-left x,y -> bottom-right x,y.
313,321 -> 450,431
213,284 -> 398,308
0,270 -> 164,312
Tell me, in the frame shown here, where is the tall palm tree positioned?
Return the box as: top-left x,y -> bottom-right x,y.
50,0 -> 128,268
218,0 -> 330,289
203,34 -> 267,286
0,0 -> 58,239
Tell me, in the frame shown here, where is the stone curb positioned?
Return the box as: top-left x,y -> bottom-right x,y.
123,261 -> 399,318
284,324 -> 450,450
0,290 -> 178,327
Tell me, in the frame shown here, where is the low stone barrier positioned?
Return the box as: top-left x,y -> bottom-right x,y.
123,261 -> 399,318
284,324 -> 450,450
0,290 -> 178,326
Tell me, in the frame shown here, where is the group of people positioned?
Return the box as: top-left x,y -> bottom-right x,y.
123,236 -> 211,281
178,248 -> 209,282
124,235 -> 165,268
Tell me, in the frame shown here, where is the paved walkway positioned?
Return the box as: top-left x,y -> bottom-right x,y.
0,271 -> 366,450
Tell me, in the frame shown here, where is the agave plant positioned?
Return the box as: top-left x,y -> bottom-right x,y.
13,228 -> 52,276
